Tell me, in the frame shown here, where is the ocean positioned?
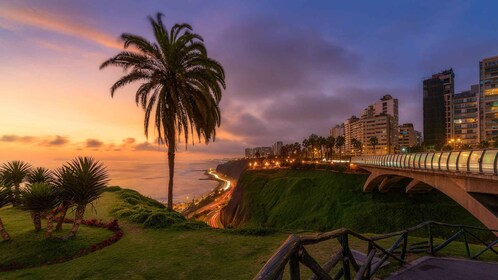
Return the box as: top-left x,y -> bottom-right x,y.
105,159 -> 224,203
13,158 -> 226,203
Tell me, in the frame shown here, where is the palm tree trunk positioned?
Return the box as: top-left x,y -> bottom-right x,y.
69,205 -> 85,237
13,184 -> 20,206
31,211 -> 42,231
56,203 -> 70,231
167,145 -> 175,210
0,217 -> 10,241
45,213 -> 54,238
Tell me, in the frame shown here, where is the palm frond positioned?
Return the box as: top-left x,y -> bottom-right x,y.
0,160 -> 32,187
20,183 -> 60,213
27,167 -> 54,185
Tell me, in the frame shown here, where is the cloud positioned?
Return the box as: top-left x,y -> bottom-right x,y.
41,135 -> 70,147
0,3 -> 122,50
86,138 -> 104,148
211,17 -> 359,101
0,134 -> 35,143
134,142 -> 162,152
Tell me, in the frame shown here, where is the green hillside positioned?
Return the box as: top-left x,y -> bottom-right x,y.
228,169 -> 484,234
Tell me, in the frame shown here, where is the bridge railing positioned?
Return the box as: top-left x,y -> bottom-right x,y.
351,149 -> 498,176
253,221 -> 498,280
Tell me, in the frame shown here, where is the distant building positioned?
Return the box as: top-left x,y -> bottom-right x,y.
399,123 -> 417,149
415,130 -> 423,146
453,85 -> 479,146
423,69 -> 455,149
260,147 -> 273,157
245,148 -> 253,158
344,95 -> 399,155
330,124 -> 344,138
479,56 -> 498,144
272,141 -> 283,156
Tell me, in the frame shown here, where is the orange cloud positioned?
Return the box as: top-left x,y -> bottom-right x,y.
0,4 -> 122,50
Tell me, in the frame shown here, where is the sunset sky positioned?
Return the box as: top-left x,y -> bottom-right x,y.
1,0 -> 498,165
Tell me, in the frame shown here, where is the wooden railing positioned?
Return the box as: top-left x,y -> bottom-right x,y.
254,221 -> 498,280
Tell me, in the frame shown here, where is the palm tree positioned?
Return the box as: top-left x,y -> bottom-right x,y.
0,181 -> 12,241
302,139 -> 309,159
351,138 -> 363,155
63,157 -> 109,237
100,13 -> 225,210
53,166 -> 74,231
335,136 -> 345,160
20,183 -> 60,237
27,167 -> 54,185
370,137 -> 379,155
326,136 -> 335,160
0,161 -> 32,206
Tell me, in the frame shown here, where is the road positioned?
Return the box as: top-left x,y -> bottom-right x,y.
190,170 -> 233,228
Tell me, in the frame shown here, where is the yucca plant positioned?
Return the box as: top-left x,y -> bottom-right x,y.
20,183 -> 60,237
64,157 -> 109,237
0,181 -> 13,241
27,167 -> 54,185
0,161 -> 32,206
53,166 -> 74,231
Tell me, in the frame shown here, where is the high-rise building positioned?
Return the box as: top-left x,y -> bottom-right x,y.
399,123 -> 417,149
453,85 -> 479,146
344,95 -> 399,155
479,56 -> 498,144
423,69 -> 455,149
245,148 -> 253,158
272,141 -> 283,156
344,116 -> 362,154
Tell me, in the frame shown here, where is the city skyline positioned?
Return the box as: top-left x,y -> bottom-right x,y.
2,1 -> 498,163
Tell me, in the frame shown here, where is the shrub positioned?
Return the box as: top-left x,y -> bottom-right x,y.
171,220 -> 209,230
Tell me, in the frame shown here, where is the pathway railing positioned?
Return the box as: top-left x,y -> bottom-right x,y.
254,221 -> 498,280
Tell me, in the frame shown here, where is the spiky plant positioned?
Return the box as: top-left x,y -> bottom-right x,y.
64,157 -> 109,237
100,13 -> 225,210
0,181 -> 13,241
27,167 -> 54,185
0,161 -> 32,206
52,166 -> 74,231
20,183 -> 60,237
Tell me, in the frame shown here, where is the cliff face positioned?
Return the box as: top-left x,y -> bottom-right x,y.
216,159 -> 250,227
216,159 -> 250,181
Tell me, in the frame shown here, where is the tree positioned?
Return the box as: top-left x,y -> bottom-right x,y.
53,166 -> 74,231
478,141 -> 490,149
335,136 -> 345,159
20,183 -> 60,238
0,181 -> 12,241
27,167 -> 54,185
101,13 -> 225,210
326,136 -> 335,159
302,139 -> 309,159
369,137 -> 379,155
0,161 -> 32,206
351,138 -> 362,155
64,157 -> 109,237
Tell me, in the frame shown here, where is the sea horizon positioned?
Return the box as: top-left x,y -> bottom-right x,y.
0,157 -> 231,203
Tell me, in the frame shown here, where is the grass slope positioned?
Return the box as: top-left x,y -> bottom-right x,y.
0,187 -> 496,279
235,169 -> 484,234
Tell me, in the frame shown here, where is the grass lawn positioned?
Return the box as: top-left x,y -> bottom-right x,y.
0,189 -> 496,279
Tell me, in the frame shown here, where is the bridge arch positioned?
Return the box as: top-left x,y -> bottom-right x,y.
361,166 -> 498,233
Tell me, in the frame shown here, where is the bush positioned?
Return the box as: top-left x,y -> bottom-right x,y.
106,186 -> 122,192
223,227 -> 277,236
143,211 -> 186,228
171,220 -> 209,230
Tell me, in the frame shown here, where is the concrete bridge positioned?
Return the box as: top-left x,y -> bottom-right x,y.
351,149 -> 498,232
